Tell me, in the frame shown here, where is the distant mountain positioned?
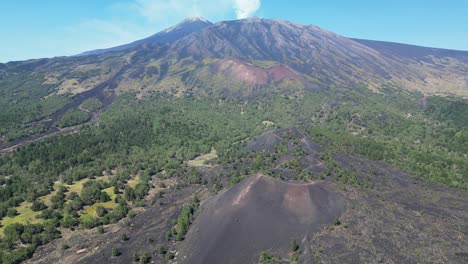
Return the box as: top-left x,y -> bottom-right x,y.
164,18 -> 394,89
2,17 -> 467,99
79,17 -> 212,56
351,38 -> 468,62
123,17 -> 467,97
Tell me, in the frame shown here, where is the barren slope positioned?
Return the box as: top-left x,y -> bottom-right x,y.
179,174 -> 346,264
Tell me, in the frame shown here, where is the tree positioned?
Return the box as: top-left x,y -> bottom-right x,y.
61,214 -> 79,228
81,182 -> 110,205
50,190 -> 66,209
6,208 -> 18,217
120,233 -> 128,241
96,206 -> 107,217
31,201 -> 47,211
188,169 -> 202,184
79,215 -> 99,229
3,223 -> 24,249
111,247 -> 120,257
124,186 -> 135,201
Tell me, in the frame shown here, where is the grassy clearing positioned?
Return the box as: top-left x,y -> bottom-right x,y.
262,120 -> 275,126
1,176 -> 114,232
65,176 -> 109,195
128,176 -> 140,188
187,148 -> 218,167
39,182 -> 65,206
0,202 -> 42,234
40,176 -> 110,205
83,187 -> 118,216
66,178 -> 89,194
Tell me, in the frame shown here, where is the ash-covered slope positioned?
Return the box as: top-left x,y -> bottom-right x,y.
2,17 -> 467,100
168,18 -> 393,85
79,17 -> 212,56
351,38 -> 468,62
164,18 -> 467,95
1,17 -> 467,149
179,174 -> 346,264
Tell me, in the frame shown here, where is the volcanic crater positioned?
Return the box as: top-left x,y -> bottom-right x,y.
211,58 -> 301,85
179,174 -> 346,264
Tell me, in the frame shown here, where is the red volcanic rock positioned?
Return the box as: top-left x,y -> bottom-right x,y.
212,59 -> 268,85
267,64 -> 300,82
211,59 -> 300,86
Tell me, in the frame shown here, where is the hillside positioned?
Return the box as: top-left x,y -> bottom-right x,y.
0,17 -> 467,264
1,17 -> 467,146
79,17 -> 213,56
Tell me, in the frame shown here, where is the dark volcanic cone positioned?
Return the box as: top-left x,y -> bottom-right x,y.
180,174 -> 346,264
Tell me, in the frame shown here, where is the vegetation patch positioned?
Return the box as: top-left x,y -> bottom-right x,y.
1,90 -> 467,262
82,187 -> 117,216
65,178 -> 89,195
54,109 -> 89,128
39,182 -> 65,206
80,98 -> 103,112
127,177 -> 140,188
166,197 -> 200,242
261,120 -> 275,127
0,202 -> 42,234
187,148 -> 218,167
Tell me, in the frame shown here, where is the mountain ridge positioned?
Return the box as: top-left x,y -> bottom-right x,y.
78,17 -> 213,56
1,17 -> 467,98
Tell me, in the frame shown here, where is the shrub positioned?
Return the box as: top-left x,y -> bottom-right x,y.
111,247 -> 120,257
140,252 -> 150,264
96,206 -> 107,217
158,245 -> 166,255
291,239 -> 299,252
165,251 -> 174,260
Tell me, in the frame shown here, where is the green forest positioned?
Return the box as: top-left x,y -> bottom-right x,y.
0,86 -> 466,263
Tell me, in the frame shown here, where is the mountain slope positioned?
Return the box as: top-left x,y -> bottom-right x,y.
79,17 -> 212,56
1,17 -> 467,145
159,18 -> 467,96
166,18 -> 393,85
180,174 -> 346,264
351,38 -> 468,62
3,17 -> 467,100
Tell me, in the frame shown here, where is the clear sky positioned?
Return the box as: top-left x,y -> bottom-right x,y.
1,0 -> 467,62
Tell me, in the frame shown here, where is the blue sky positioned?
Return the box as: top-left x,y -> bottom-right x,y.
1,0 -> 467,62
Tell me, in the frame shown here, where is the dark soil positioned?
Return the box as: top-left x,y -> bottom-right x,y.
26,128 -> 468,264
27,182 -> 204,264
179,174 -> 346,264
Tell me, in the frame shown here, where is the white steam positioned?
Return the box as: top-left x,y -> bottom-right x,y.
233,0 -> 261,19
